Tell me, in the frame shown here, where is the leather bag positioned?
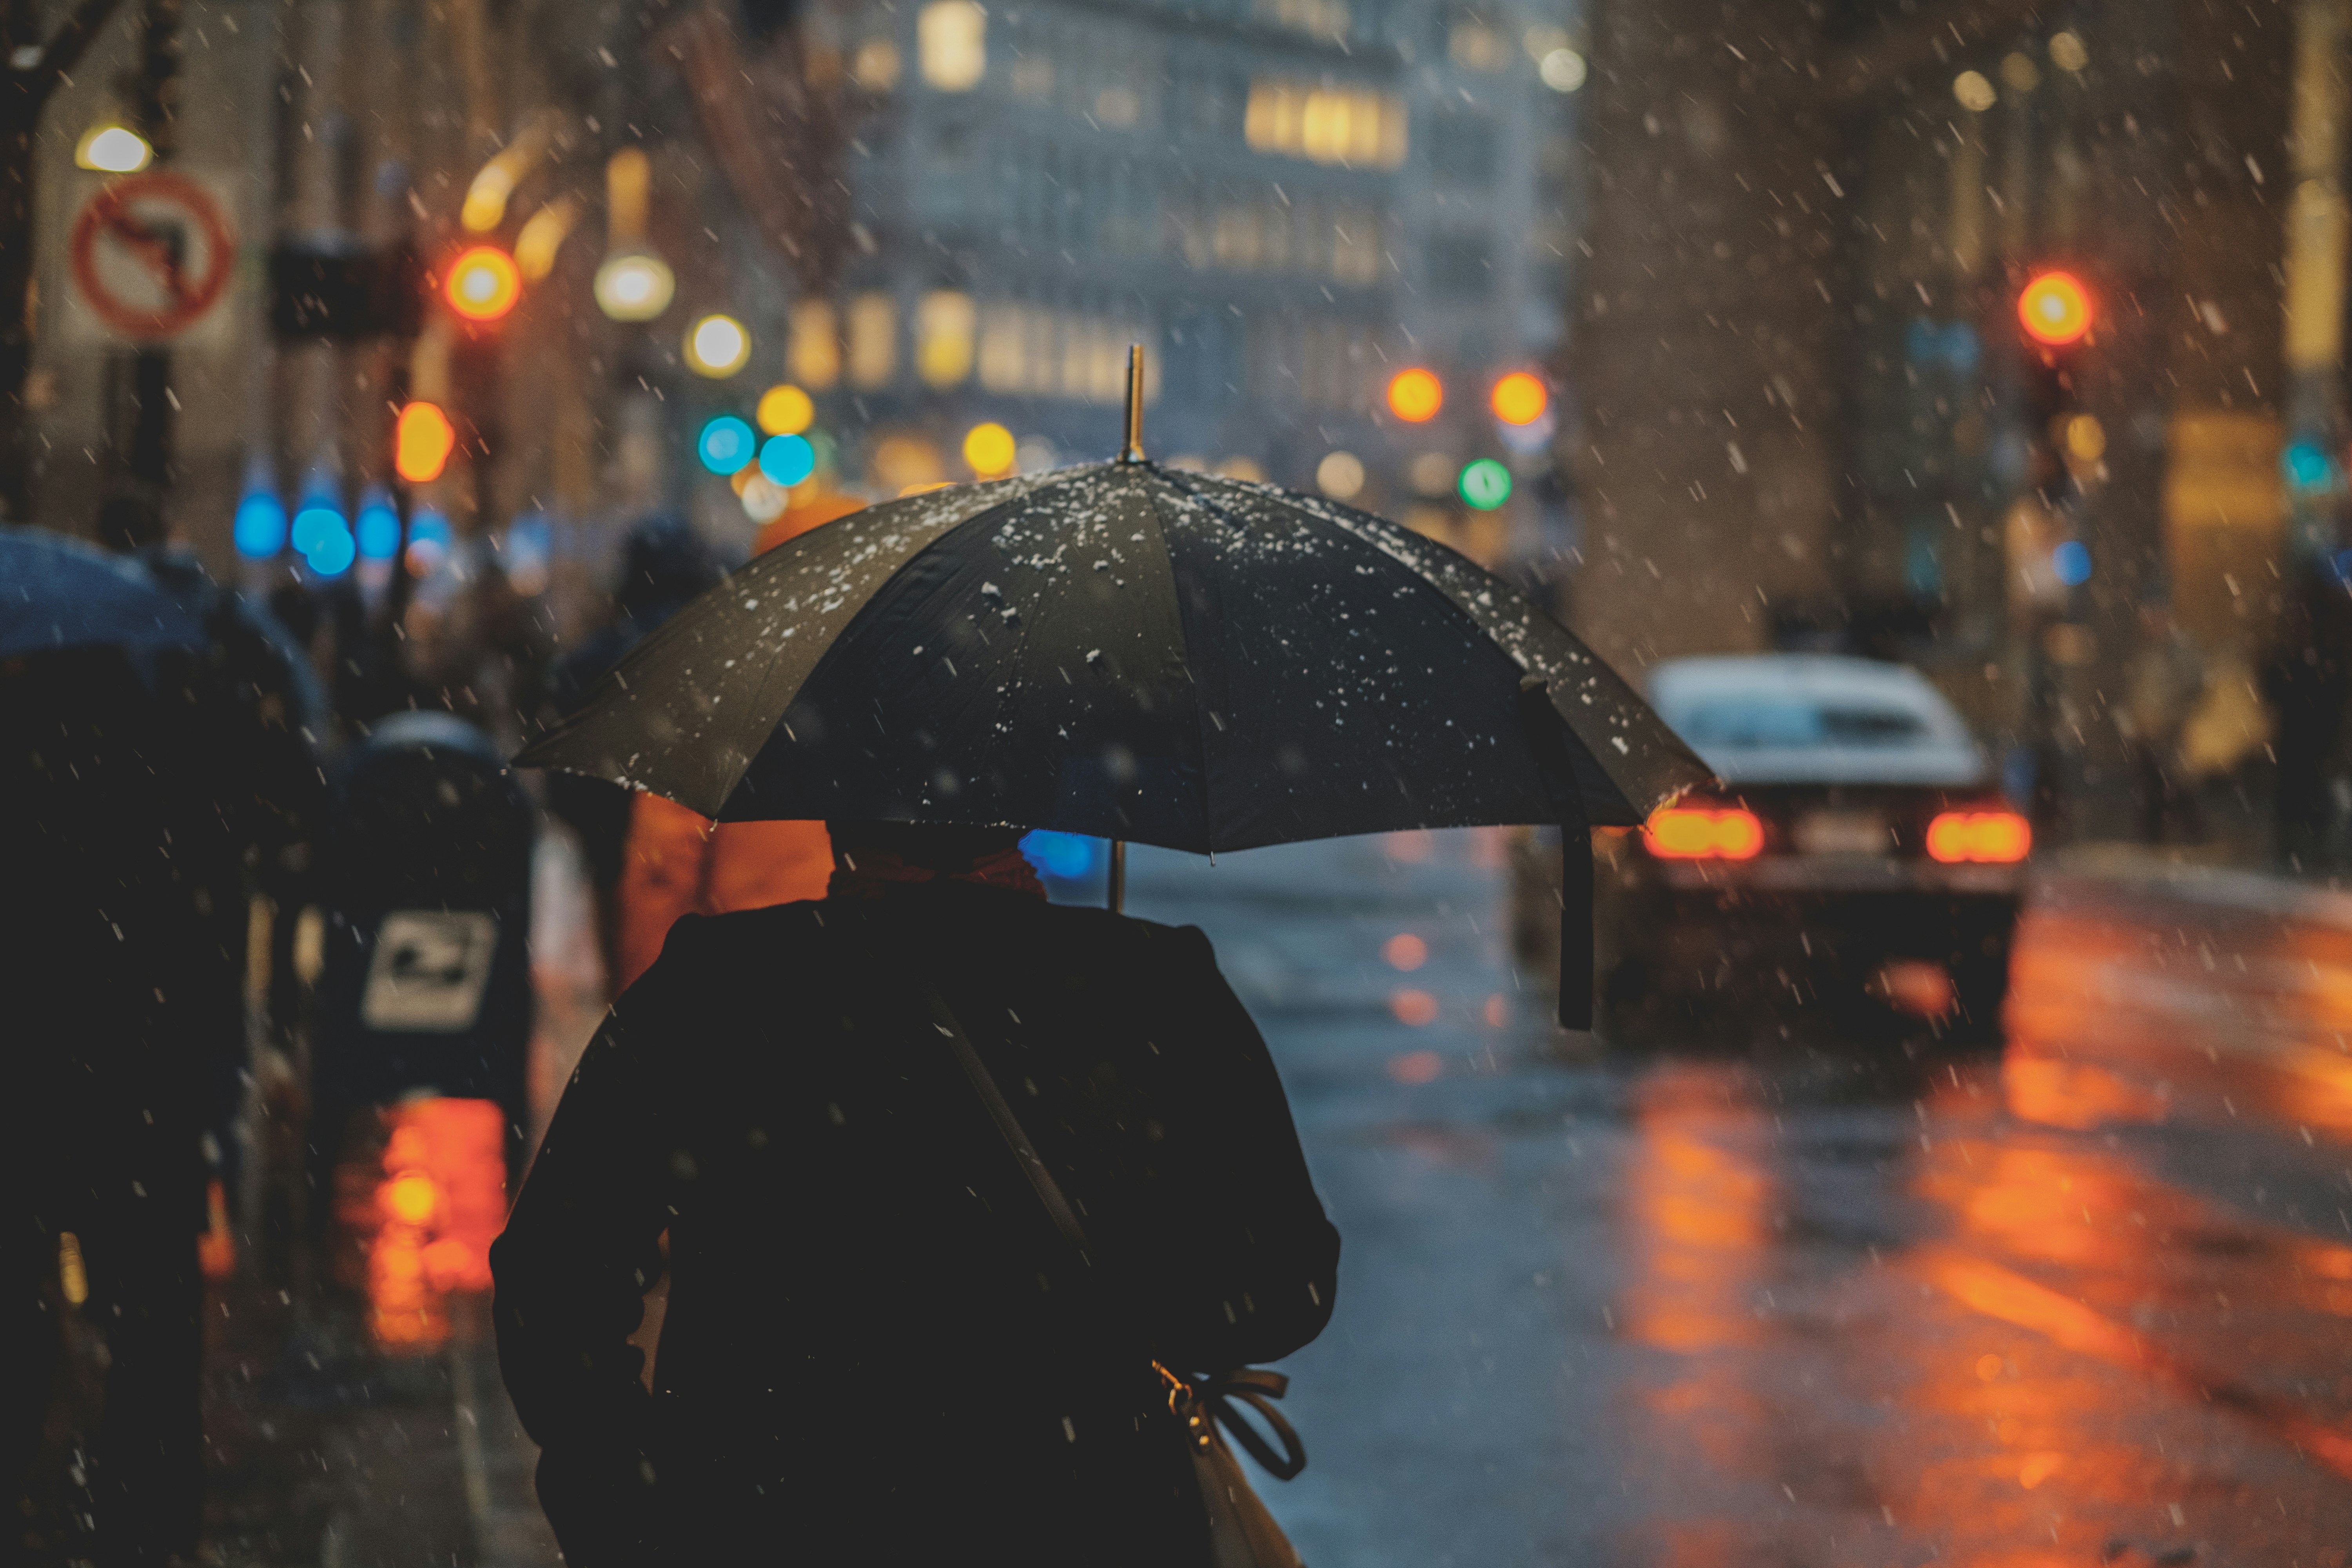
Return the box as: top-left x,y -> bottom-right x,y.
918,980 -> 1309,1568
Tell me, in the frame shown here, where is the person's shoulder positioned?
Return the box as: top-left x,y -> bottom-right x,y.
1017,900 -> 1221,971
662,899 -> 837,957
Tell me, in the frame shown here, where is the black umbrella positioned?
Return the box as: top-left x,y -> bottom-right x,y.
521,361 -> 1708,1025
1,526 -> 207,665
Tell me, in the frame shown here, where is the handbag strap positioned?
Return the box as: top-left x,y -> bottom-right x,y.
918,977 -> 1091,1260
918,974 -> 1307,1482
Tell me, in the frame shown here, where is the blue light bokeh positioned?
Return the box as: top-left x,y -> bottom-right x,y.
232,493 -> 287,558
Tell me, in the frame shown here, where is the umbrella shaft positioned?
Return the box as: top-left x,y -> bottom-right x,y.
1107,839 -> 1127,914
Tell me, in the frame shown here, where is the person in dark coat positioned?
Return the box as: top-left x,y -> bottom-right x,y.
2,645 -> 221,1566
491,821 -> 1339,1567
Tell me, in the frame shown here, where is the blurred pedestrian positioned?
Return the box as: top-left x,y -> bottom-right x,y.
492,821 -> 1339,1566
2262,563 -> 2352,869
542,515 -> 726,980
2121,601 -> 2206,846
5,512 -> 325,1563
3,643 -> 218,1567
566,508 -> 854,993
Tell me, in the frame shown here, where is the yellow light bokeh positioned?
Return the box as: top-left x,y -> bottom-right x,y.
1489,370 -> 1550,426
1387,367 -> 1444,423
758,384 -> 815,436
962,421 -> 1017,475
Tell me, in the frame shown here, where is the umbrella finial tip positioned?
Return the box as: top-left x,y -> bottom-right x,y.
1120,344 -> 1146,463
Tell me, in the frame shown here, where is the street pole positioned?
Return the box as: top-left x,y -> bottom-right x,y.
118,0 -> 180,532
2284,0 -> 2352,570
0,0 -> 134,520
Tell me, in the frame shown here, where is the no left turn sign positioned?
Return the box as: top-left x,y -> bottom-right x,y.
69,172 -> 236,340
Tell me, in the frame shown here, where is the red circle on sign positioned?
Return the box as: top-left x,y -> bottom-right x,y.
69,172 -> 236,339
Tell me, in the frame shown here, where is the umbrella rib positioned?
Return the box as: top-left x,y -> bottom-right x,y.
1191,475 -> 1705,819
721,465 -> 1115,814
1132,467 -> 1232,851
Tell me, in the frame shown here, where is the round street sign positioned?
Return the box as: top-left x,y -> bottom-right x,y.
69,172 -> 236,340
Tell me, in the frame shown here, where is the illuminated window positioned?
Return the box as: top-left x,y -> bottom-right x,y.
916,290 -> 977,387
1256,0 -> 1350,39
1245,80 -> 1408,168
976,301 -> 1155,403
1448,18 -> 1509,70
918,0 -> 987,91
788,299 -> 840,389
1332,209 -> 1380,285
852,38 -> 902,92
979,302 -> 1033,391
848,293 -> 897,388
1095,85 -> 1141,127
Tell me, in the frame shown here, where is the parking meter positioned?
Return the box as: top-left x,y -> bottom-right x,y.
310,711 -> 534,1189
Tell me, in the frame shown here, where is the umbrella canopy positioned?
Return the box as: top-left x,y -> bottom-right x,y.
0,526 -> 207,664
521,461 -> 1711,1025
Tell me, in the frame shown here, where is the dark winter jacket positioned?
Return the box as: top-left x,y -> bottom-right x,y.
490,883 -> 1339,1567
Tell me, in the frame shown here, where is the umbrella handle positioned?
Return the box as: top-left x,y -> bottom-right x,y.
1108,839 -> 1127,913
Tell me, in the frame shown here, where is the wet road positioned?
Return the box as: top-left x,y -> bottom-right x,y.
165,835 -> 2352,1566
1123,837 -> 2352,1568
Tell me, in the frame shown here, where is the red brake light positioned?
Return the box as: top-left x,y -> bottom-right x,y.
1643,806 -> 1764,860
1926,810 -> 2031,864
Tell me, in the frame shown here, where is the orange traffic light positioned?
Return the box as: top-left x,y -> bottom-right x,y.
1489,370 -> 1550,426
395,401 -> 457,483
1387,367 -> 1444,423
445,246 -> 521,322
2018,271 -> 2092,347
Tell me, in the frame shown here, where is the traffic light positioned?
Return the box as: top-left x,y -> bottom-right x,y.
1387,368 -> 1443,423
444,246 -> 521,322
395,401 -> 457,483
1489,372 -> 1549,426
1458,458 -> 1512,510
2017,271 -> 2092,347
2014,270 -> 2096,482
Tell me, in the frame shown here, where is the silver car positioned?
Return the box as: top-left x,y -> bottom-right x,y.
1592,654 -> 2029,1042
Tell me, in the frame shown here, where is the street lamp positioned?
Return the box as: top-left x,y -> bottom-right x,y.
593,252 -> 676,322
74,123 -> 152,172
395,402 -> 457,484
595,147 -> 676,322
685,314 -> 751,378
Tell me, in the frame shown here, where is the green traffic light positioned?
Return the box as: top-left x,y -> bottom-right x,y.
1459,458 -> 1512,511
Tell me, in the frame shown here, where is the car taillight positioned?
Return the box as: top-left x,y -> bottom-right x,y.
1642,806 -> 1765,860
1926,810 -> 2031,864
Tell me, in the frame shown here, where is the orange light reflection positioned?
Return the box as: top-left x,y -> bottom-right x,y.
361,1098 -> 508,1351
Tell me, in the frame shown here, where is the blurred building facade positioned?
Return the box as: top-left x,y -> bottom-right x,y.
11,0 -> 1594,657
812,0 -> 1584,519
1574,0 -> 2310,826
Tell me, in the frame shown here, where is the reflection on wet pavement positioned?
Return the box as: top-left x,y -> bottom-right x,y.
1127,840 -> 2352,1567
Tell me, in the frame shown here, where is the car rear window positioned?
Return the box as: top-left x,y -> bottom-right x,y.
1675,700 -> 1931,750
